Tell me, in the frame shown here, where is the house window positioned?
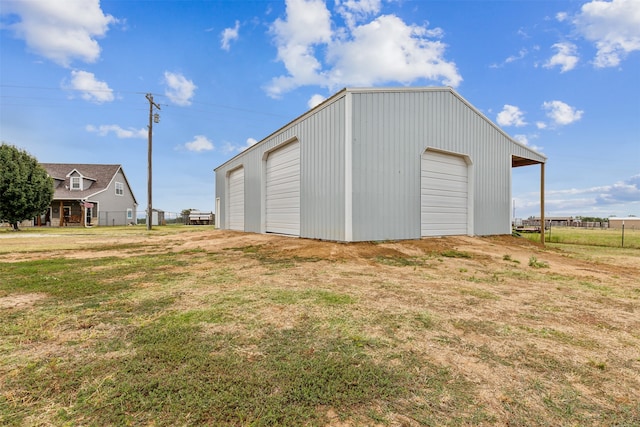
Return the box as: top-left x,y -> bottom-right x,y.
127,208 -> 133,220
115,182 -> 124,196
71,177 -> 81,190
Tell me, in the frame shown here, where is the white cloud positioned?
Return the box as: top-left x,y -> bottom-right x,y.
221,20 -> 240,51
542,100 -> 584,126
308,94 -> 326,108
325,15 -> 459,89
1,0 -> 116,67
536,121 -> 547,129
496,105 -> 527,127
217,137 -> 259,154
545,175 -> 640,206
515,175 -> 639,218
219,142 -> 238,154
513,134 -> 528,145
595,175 -> 640,204
163,72 -> 197,106
505,49 -> 528,64
66,70 -> 114,103
267,0 -> 333,97
185,135 -> 214,152
336,0 -> 382,28
556,12 -> 569,22
266,0 -> 461,97
544,42 -> 579,72
86,124 -> 146,139
491,48 -> 528,68
513,134 -> 544,153
272,0 -> 333,47
573,0 -> 640,68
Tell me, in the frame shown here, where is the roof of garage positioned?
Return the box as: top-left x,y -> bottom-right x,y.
215,87 -> 546,172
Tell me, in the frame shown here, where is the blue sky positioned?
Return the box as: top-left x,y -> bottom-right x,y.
1,0 -> 638,219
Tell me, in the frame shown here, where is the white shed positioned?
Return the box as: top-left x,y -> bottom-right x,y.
214,87 -> 546,242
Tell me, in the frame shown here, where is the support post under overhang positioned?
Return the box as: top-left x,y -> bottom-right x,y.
540,162 -> 545,245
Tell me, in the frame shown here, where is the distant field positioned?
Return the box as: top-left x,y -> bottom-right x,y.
521,225 -> 640,249
1,227 -> 638,426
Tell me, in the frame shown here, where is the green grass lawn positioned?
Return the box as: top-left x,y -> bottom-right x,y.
0,253 -> 462,426
1,227 -> 638,426
520,225 -> 640,249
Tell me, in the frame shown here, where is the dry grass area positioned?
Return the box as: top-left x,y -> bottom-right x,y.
1,227 -> 639,426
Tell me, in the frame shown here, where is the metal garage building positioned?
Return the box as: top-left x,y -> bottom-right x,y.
214,87 -> 546,242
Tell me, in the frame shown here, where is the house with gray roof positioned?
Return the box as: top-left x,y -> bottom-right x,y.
39,163 -> 138,226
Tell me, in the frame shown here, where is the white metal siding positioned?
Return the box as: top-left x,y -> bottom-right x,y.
421,151 -> 468,236
351,91 -> 419,240
215,87 -> 545,241
215,198 -> 220,228
215,96 -> 345,239
228,168 -> 244,231
350,89 -> 541,238
266,141 -> 300,235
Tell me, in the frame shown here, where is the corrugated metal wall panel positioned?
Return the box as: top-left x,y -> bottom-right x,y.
350,89 -> 543,238
296,101 -> 346,241
214,96 -> 346,241
351,92 -> 421,241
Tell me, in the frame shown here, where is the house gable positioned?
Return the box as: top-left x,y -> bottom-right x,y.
103,166 -> 137,204
65,168 -> 98,191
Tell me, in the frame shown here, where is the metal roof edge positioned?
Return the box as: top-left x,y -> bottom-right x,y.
215,88 -> 349,172
344,86 -> 446,94
214,87 -> 443,172
446,88 -> 547,162
214,86 -> 547,172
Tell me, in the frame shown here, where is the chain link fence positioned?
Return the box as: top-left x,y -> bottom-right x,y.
12,211 -> 209,228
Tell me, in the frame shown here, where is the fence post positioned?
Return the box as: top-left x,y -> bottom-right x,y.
622,221 -> 625,248
547,220 -> 551,243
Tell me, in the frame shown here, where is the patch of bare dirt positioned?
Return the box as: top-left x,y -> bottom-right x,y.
0,293 -> 48,309
3,229 -> 638,281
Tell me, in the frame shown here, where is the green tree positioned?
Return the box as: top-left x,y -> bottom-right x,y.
577,216 -> 608,223
0,143 -> 54,230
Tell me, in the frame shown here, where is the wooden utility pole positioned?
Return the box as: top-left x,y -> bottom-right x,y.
146,93 -> 161,231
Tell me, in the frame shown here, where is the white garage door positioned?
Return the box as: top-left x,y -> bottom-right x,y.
266,141 -> 300,235
228,167 -> 244,231
421,151 -> 469,236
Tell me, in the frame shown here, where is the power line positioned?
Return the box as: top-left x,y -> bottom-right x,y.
0,83 -> 145,95
0,84 -> 289,118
